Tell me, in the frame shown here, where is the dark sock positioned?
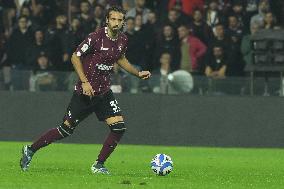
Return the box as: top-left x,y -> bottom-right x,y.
31,128 -> 64,152
97,132 -> 123,164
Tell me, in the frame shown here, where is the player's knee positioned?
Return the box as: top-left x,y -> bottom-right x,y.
109,121 -> 126,134
64,120 -> 71,127
57,123 -> 75,137
64,118 -> 80,128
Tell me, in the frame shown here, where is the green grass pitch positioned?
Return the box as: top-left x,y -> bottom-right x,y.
0,141 -> 284,189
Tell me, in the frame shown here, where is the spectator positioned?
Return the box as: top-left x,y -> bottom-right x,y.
147,10 -> 158,26
164,8 -> 189,29
153,0 -> 171,22
26,29 -> 49,68
7,16 -> 33,69
217,0 -> 235,15
250,0 -> 270,29
155,24 -> 180,71
124,16 -> 147,93
29,53 -> 56,91
50,14 -> 70,71
209,23 -> 231,56
228,32 -> 245,76
191,8 -> 214,45
246,0 -> 259,14
92,4 -> 105,32
263,11 -> 277,29
122,0 -> 136,11
67,18 -> 85,57
241,23 -> 260,65
143,11 -> 160,71
168,0 -> 204,17
230,1 -> 250,34
177,25 -> 207,74
144,10 -> 160,40
1,1 -> 17,37
19,6 -> 32,28
28,0 -> 57,30
205,0 -> 223,29
158,52 -> 171,94
205,45 -> 227,79
224,17 -> 245,76
6,15 -> 34,90
126,0 -> 150,24
70,0 -> 81,18
152,52 -> 172,94
64,17 -> 85,90
132,14 -> 147,69
227,15 -> 243,42
124,17 -> 136,62
159,52 -> 172,75
77,0 -> 93,35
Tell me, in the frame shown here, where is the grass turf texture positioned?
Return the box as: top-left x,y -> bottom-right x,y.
0,142 -> 284,189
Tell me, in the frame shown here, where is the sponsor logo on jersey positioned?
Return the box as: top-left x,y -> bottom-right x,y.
96,64 -> 113,71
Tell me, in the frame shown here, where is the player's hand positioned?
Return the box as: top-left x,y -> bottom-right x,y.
82,81 -> 94,97
138,71 -> 151,80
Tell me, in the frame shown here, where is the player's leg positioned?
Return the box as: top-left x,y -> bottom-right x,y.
20,92 -> 92,171
91,115 -> 126,174
91,90 -> 126,174
20,119 -> 73,171
97,116 -> 126,163
29,119 -> 74,152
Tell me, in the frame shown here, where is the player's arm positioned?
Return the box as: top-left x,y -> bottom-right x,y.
71,53 -> 94,96
71,53 -> 88,83
71,33 -> 96,96
117,55 -> 151,80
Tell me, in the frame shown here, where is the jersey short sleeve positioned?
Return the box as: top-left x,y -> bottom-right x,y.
75,32 -> 98,57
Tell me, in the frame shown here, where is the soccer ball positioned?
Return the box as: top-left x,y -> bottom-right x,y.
150,154 -> 173,176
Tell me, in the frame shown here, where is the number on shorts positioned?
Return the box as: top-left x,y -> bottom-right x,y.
110,100 -> 120,113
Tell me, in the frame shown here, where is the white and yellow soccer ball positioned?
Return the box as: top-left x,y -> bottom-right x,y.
150,154 -> 173,176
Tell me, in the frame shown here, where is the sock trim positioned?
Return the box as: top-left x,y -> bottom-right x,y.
57,127 -> 64,137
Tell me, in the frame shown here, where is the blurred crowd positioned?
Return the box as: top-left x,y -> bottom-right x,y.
0,0 -> 283,93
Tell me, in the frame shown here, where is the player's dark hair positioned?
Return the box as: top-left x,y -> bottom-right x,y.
106,6 -> 126,20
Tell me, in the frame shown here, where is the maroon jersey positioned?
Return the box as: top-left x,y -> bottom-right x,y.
74,27 -> 128,95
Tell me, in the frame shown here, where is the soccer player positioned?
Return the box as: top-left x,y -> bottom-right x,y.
20,6 -> 151,174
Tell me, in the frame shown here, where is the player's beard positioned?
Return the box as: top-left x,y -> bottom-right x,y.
110,25 -> 120,34
107,24 -> 121,39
